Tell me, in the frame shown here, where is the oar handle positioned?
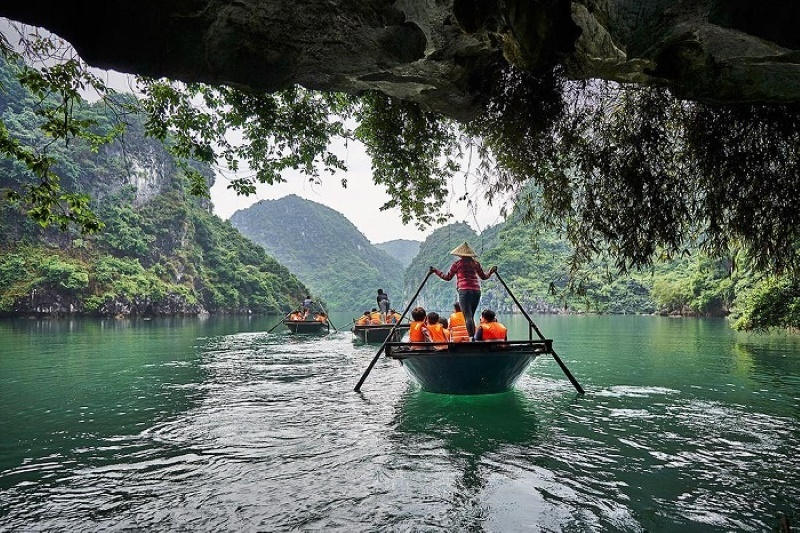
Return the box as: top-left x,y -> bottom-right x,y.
354,270 -> 434,392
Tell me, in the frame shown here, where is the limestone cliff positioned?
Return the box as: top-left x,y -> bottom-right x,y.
2,1 -> 799,120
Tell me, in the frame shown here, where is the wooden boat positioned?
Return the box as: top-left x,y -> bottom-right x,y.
351,323 -> 411,344
283,318 -> 330,334
384,339 -> 553,394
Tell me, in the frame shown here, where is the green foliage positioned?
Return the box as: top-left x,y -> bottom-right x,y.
137,79 -> 353,196
0,50 -> 312,316
732,276 -> 800,331
0,251 -> 33,310
230,195 -> 403,311
0,33 -> 121,233
40,257 -> 89,292
355,92 -> 457,229
96,204 -> 153,256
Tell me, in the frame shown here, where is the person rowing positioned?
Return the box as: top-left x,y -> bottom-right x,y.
430,241 -> 497,340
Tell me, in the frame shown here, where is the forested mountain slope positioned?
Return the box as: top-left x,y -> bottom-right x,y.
229,195 -> 405,311
405,212 -> 736,320
375,239 -> 420,268
0,57 -> 309,316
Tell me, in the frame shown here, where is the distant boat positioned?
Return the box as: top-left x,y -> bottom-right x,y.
283,318 -> 330,334
384,339 -> 553,394
351,323 -> 410,344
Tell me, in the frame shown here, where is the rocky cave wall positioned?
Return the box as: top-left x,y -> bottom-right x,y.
1,0 -> 799,120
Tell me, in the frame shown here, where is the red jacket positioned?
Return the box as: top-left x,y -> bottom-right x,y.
434,258 -> 490,291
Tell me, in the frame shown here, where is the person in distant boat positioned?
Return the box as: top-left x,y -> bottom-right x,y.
426,311 -> 450,350
430,242 -> 497,339
475,309 -> 507,341
289,309 -> 304,321
448,302 -> 470,343
302,295 -> 314,317
386,309 -> 402,324
316,312 -> 328,324
369,308 -> 382,325
376,289 -> 391,321
407,306 -> 430,349
356,311 -> 371,326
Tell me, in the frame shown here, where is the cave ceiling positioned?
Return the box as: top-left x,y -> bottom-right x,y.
2,0 -> 800,120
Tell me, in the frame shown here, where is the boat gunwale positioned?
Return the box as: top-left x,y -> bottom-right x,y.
384,339 -> 552,360
283,319 -> 329,334
351,323 -> 410,331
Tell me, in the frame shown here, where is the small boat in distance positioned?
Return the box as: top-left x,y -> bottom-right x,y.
384,339 -> 552,394
283,318 -> 330,334
351,323 -> 411,344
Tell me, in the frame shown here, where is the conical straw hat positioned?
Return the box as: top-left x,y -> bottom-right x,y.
450,241 -> 477,257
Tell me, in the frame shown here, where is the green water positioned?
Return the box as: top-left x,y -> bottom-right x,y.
0,315 -> 797,531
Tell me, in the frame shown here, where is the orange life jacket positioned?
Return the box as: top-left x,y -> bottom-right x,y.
409,321 -> 426,343
426,323 -> 450,349
356,316 -> 369,326
479,321 -> 507,341
448,311 -> 469,342
370,311 -> 382,324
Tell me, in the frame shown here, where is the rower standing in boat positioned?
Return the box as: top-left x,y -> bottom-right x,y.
430,242 -> 497,340
376,289 -> 391,322
302,295 -> 314,319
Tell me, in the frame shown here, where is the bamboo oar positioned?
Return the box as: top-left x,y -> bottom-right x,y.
317,301 -> 337,332
494,271 -> 585,394
354,270 -> 433,392
267,311 -> 293,333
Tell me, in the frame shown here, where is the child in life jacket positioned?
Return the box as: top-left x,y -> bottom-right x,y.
356,311 -> 370,326
448,302 -> 470,342
407,306 -> 428,349
426,311 -> 450,350
475,309 -> 507,341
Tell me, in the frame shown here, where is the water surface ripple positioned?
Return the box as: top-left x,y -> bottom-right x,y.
0,315 -> 798,531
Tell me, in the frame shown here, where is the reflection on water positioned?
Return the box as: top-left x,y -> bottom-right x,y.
391,390 -> 542,530
393,389 -> 541,457
0,315 -> 798,531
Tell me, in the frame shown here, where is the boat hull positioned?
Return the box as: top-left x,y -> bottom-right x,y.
351,324 -> 410,344
385,340 -> 550,395
284,319 -> 329,334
